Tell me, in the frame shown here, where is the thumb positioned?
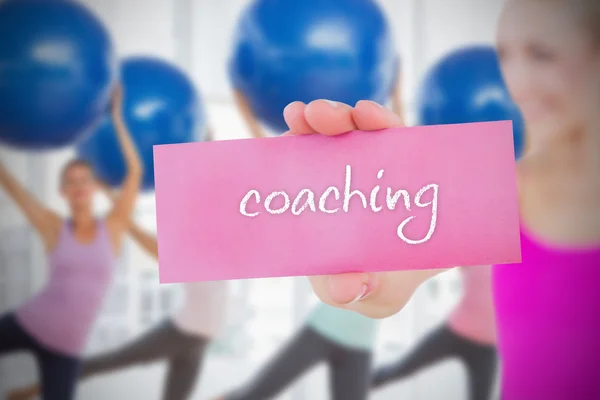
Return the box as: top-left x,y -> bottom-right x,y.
309,273 -> 376,306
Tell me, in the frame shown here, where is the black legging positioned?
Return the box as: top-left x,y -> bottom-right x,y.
0,313 -> 81,400
224,327 -> 372,400
372,324 -> 498,400
81,319 -> 209,400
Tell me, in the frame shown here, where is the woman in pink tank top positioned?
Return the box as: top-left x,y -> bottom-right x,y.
9,176 -> 229,400
372,267 -> 498,400
492,1 -> 600,398
281,1 -> 600,399
0,86 -> 142,400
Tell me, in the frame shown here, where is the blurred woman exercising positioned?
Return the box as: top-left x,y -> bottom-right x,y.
0,86 -> 142,400
372,267 -> 498,400
9,137 -> 228,400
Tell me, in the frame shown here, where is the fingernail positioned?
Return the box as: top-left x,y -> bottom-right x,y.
347,284 -> 369,304
358,100 -> 383,108
325,100 -> 340,109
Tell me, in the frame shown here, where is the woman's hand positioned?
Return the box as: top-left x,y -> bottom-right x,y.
283,99 -> 446,319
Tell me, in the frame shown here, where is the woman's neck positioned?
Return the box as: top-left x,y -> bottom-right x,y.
543,124 -> 600,175
71,208 -> 95,228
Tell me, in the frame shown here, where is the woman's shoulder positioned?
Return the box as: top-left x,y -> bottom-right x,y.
100,213 -> 119,232
46,211 -> 65,233
515,151 -> 541,216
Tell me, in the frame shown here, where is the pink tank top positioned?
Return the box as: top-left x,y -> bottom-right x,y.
447,266 -> 497,345
16,220 -> 115,356
493,228 -> 600,399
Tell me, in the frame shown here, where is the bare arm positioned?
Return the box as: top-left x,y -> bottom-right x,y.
0,161 -> 61,251
105,85 -> 143,240
205,125 -> 215,142
391,71 -> 404,121
100,183 -> 158,260
129,223 -> 158,259
233,90 -> 266,139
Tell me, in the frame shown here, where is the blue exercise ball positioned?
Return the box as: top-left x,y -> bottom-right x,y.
229,0 -> 398,134
0,0 -> 115,150
417,46 -> 525,159
77,57 -> 205,191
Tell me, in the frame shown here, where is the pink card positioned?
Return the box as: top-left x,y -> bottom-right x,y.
154,121 -> 521,283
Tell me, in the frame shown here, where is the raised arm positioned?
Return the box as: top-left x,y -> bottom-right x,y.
129,222 -> 158,259
0,160 -> 61,251
204,125 -> 217,142
205,126 -> 214,142
105,85 -> 143,239
391,71 -> 404,121
233,90 -> 267,138
99,183 -> 157,260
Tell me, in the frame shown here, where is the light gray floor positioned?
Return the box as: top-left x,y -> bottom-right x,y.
1,353 -> 476,400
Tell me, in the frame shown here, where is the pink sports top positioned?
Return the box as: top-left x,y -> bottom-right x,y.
493,228 -> 600,399
448,266 -> 497,345
16,220 -> 115,356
